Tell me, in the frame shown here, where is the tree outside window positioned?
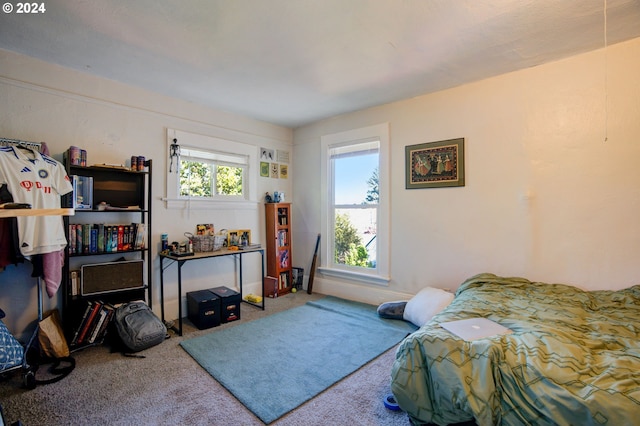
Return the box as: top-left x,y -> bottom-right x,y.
179,149 -> 245,199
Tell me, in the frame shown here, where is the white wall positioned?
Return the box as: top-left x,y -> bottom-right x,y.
293,37 -> 640,305
0,49 -> 293,339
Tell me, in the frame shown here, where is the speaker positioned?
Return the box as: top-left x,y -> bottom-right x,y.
80,260 -> 144,296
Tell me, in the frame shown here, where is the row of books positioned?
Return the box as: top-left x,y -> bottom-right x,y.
277,229 -> 288,247
68,223 -> 146,254
70,301 -> 116,347
277,210 -> 288,226
278,271 -> 290,290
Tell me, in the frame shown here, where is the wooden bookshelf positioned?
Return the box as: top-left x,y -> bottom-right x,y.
264,203 -> 293,297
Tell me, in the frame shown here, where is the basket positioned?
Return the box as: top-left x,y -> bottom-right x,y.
185,232 -> 225,252
292,267 -> 304,290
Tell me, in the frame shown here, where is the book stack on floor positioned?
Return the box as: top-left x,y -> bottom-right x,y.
70,301 -> 116,348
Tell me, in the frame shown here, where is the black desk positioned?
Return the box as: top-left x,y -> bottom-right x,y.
159,247 -> 265,335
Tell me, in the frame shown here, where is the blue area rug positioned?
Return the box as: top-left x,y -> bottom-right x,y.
180,296 -> 417,424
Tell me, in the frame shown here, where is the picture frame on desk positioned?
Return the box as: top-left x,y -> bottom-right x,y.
227,229 -> 251,247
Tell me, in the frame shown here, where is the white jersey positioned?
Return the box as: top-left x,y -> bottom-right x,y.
0,146 -> 73,255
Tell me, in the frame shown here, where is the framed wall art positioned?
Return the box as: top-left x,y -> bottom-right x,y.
260,161 -> 269,177
405,138 -> 465,189
279,164 -> 288,179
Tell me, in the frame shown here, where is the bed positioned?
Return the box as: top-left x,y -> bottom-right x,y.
391,273 -> 640,425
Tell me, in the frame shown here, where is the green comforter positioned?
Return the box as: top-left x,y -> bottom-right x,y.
391,273 -> 640,425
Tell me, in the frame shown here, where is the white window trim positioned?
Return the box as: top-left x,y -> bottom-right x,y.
164,128 -> 258,210
319,123 -> 390,285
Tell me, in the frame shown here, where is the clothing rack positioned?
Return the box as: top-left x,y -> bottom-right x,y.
0,137 -> 43,152
0,137 -> 46,320
0,137 -> 51,387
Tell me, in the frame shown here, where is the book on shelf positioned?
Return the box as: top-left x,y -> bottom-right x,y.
95,304 -> 115,342
70,270 -> 80,296
134,223 -> 146,249
82,224 -> 91,253
279,272 -> 289,290
71,301 -> 115,346
76,301 -> 103,345
97,224 -> 105,253
68,224 -> 77,254
90,227 -> 98,253
88,308 -> 108,344
109,226 -> 118,252
75,224 -> 83,254
70,300 -> 93,346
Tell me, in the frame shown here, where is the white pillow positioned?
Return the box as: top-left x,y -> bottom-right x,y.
403,287 -> 454,327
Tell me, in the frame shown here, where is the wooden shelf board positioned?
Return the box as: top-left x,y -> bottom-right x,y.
0,208 -> 75,218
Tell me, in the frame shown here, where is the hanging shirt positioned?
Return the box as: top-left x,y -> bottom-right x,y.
0,146 -> 73,255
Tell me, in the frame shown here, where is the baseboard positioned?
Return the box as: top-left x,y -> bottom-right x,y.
308,276 -> 414,306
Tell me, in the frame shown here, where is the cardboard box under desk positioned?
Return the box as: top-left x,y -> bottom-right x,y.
187,290 -> 221,329
209,286 -> 241,323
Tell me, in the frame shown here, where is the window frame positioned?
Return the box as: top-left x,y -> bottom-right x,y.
179,147 -> 247,199
319,123 -> 390,285
165,129 -> 258,210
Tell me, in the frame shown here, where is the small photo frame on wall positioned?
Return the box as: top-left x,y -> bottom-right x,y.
405,138 -> 465,189
260,161 -> 270,177
277,150 -> 290,163
270,163 -> 279,178
279,164 -> 288,179
260,148 -> 275,161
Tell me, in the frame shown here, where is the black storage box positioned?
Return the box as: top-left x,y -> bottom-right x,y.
187,290 -> 220,329
209,286 -> 241,323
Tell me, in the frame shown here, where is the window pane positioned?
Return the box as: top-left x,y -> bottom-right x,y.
332,148 -> 378,269
334,207 -> 377,268
180,160 -> 212,197
334,152 -> 378,205
217,165 -> 243,195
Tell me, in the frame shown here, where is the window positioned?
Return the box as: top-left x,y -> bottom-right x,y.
179,147 -> 246,199
320,123 -> 390,285
165,129 -> 258,209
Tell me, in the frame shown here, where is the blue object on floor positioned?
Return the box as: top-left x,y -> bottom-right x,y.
384,394 -> 400,411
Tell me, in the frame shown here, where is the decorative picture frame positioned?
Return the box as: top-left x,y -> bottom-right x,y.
227,229 -> 251,247
260,161 -> 269,177
260,148 -> 275,161
279,164 -> 288,179
270,163 -> 279,178
196,224 -> 214,236
405,138 -> 465,189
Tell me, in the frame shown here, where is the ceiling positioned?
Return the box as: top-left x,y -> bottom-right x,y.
1,0 -> 639,128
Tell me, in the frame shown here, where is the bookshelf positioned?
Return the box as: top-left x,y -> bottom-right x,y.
62,160 -> 152,349
264,203 -> 293,297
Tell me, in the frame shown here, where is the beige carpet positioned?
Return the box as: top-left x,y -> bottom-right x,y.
0,292 -> 412,425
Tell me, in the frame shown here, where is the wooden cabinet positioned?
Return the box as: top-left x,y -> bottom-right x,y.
62,161 -> 152,349
264,203 -> 292,297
